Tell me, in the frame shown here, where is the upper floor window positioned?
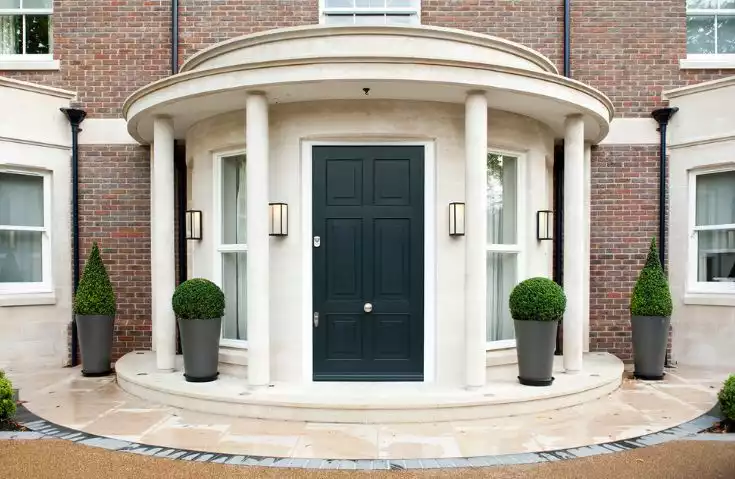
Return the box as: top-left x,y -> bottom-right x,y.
0,0 -> 52,57
320,0 -> 420,25
686,1 -> 735,55
688,168 -> 735,294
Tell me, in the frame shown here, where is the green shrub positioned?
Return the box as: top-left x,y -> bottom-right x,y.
719,374 -> 735,421
630,238 -> 673,317
0,370 -> 16,420
509,277 -> 567,321
172,278 -> 225,320
73,242 -> 116,316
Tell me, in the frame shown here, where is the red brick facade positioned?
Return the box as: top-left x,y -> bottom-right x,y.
2,2 -> 733,363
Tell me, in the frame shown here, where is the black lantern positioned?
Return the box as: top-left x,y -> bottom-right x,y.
449,202 -> 466,236
537,210 -> 553,241
269,203 -> 288,236
185,210 -> 202,240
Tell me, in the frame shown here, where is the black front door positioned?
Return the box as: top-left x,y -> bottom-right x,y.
312,146 -> 424,381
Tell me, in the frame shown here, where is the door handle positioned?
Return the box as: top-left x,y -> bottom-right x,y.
313,312 -> 319,327
364,303 -> 373,313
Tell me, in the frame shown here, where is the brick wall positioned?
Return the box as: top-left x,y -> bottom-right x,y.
78,146 -> 153,360
589,145 -> 663,361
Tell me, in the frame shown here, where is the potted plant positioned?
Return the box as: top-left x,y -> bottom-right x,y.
74,242 -> 116,377
717,375 -> 735,433
630,238 -> 673,380
172,278 -> 225,382
0,370 -> 18,431
509,277 -> 567,386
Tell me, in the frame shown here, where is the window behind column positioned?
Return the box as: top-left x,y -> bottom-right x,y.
320,0 -> 420,25
0,0 -> 52,57
689,168 -> 735,293
0,170 -> 51,293
486,152 -> 522,347
216,152 -> 248,345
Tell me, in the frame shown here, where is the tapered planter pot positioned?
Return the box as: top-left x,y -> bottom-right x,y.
514,319 -> 558,386
632,315 -> 670,380
76,314 -> 114,377
178,317 -> 222,383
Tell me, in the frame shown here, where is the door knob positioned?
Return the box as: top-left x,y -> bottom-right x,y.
364,303 -> 373,313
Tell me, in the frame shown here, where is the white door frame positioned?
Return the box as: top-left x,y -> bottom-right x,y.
301,140 -> 437,383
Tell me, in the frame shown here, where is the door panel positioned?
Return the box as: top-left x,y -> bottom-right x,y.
313,146 -> 424,381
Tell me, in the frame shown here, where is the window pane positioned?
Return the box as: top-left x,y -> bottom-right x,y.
0,15 -> 22,55
0,231 -> 42,283
22,0 -> 53,8
222,252 -> 247,340
718,16 -> 735,53
697,230 -> 735,282
486,252 -> 517,342
324,14 -> 355,24
324,0 -> 354,8
687,16 -> 716,54
0,1 -> 21,8
387,0 -> 412,6
221,154 -> 246,244
696,171 -> 735,226
687,0 -> 717,8
487,154 -> 518,244
386,14 -> 412,24
0,173 -> 44,227
354,14 -> 387,24
25,15 -> 49,54
720,0 -> 735,8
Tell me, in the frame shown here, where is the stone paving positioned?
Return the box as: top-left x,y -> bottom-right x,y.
0,363 -> 730,470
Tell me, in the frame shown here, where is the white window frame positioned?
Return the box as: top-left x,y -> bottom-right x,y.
0,1 -> 56,69
0,167 -> 52,296
684,2 -> 735,67
687,165 -> 735,295
318,0 -> 421,25
486,148 -> 526,350
213,148 -> 248,349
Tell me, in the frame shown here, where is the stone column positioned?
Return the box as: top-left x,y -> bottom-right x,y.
152,116 -> 176,371
465,91 -> 488,389
583,143 -> 592,352
563,114 -> 585,373
245,92 -> 270,388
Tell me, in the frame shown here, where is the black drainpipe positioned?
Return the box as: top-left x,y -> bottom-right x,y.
651,107 -> 678,271
172,0 -> 179,75
61,107 -> 87,367
554,0 -> 571,355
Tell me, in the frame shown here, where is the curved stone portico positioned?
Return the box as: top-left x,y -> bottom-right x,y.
122,24 -> 615,419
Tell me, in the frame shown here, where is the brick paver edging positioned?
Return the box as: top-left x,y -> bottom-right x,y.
1,404 -> 724,470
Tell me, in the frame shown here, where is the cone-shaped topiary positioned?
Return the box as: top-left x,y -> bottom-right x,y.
172,278 -> 225,320
0,370 -> 16,420
73,242 -> 116,316
719,374 -> 735,421
509,277 -> 567,321
630,238 -> 672,317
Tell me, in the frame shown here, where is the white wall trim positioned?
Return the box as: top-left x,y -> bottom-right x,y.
0,75 -> 74,98
669,133 -> 735,150
598,118 -> 659,145
79,119 -> 139,145
664,75 -> 735,99
301,140 -> 437,384
0,136 -> 69,151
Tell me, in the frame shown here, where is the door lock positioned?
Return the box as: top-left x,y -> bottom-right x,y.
313,236 -> 321,247
313,312 -> 319,327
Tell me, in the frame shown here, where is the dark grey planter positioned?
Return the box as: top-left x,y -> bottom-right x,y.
76,314 -> 114,377
632,315 -> 671,380
514,319 -> 558,386
178,317 -> 222,382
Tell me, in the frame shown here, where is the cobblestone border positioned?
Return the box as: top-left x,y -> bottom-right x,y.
1,404 -> 724,470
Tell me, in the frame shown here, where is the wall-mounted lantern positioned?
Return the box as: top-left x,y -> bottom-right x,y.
449,202 -> 466,236
269,203 -> 288,237
185,210 -> 202,240
537,210 -> 553,241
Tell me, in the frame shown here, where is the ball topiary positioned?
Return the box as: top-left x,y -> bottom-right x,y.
509,277 -> 567,321
630,238 -> 673,317
73,242 -> 116,316
718,374 -> 735,421
0,370 -> 16,421
172,278 -> 226,320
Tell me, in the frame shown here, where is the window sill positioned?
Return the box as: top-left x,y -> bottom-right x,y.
684,293 -> 735,307
0,291 -> 56,307
219,346 -> 248,366
0,58 -> 60,71
679,58 -> 735,70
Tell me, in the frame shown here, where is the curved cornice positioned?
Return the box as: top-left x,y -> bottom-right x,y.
123,56 -> 613,123
179,24 -> 559,75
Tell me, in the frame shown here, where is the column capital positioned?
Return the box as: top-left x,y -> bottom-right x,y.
466,90 -> 487,99
246,90 -> 267,97
153,114 -> 173,122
